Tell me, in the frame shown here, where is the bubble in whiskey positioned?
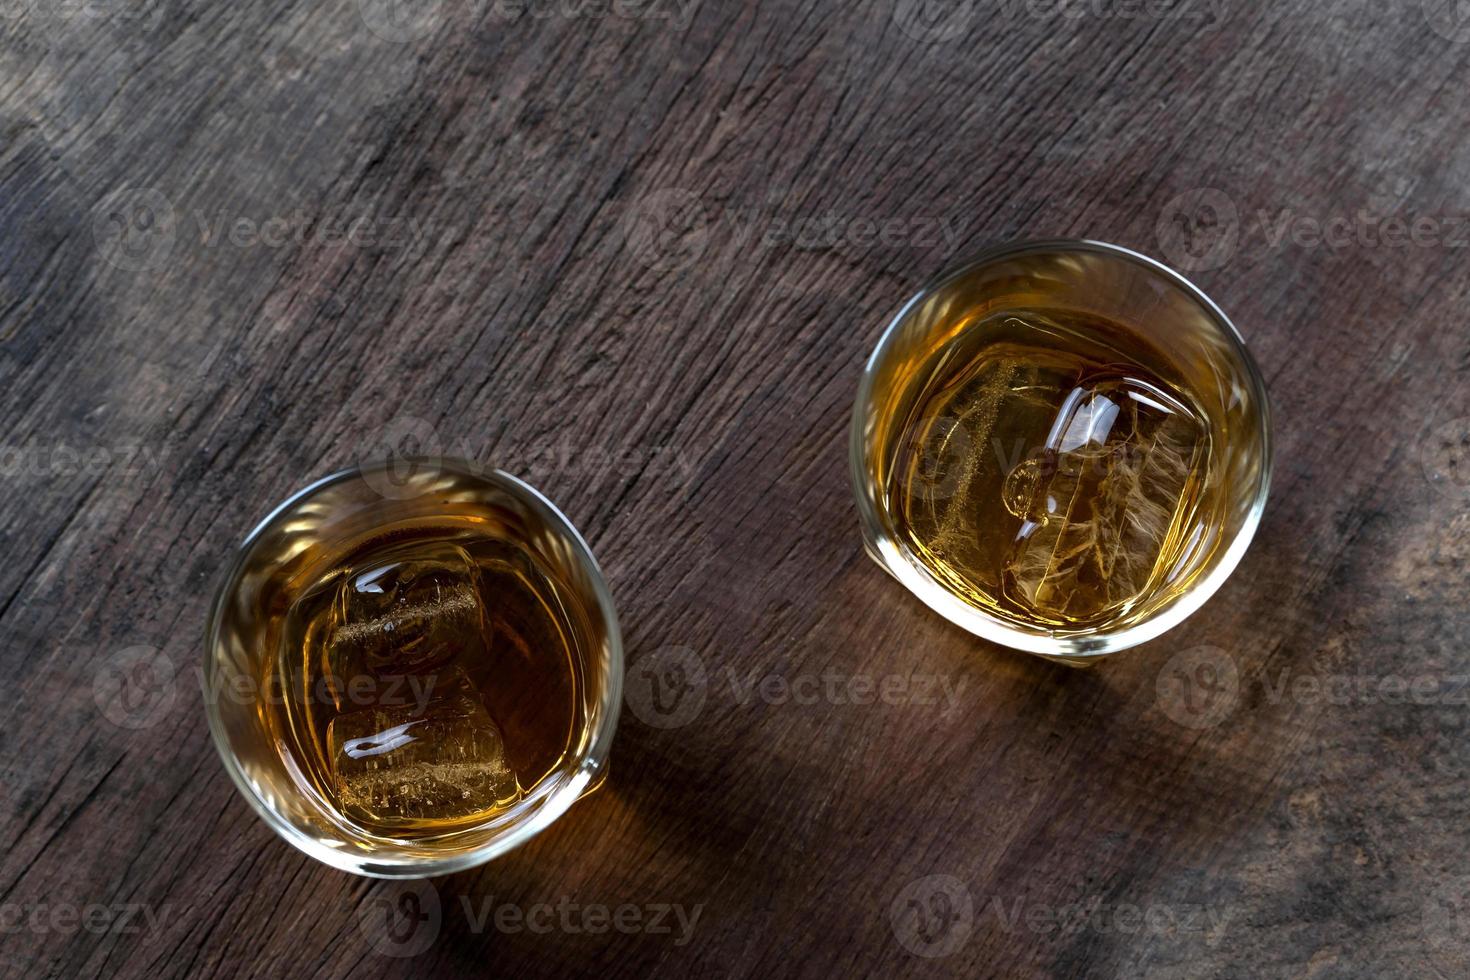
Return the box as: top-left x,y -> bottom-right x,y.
1000,457 -> 1045,522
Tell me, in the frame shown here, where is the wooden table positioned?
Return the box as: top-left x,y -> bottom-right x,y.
4,0 -> 1469,976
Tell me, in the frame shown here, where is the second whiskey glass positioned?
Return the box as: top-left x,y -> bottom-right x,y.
203,458 -> 622,877
850,240 -> 1271,663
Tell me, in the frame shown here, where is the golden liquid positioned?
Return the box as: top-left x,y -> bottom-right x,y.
265,517 -> 586,839
889,309 -> 1217,632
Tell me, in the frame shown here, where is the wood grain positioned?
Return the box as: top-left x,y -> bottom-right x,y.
4,0 -> 1470,976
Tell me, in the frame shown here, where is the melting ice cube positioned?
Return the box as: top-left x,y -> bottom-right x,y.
329,542 -> 486,678
1001,376 -> 1205,621
327,668 -> 518,824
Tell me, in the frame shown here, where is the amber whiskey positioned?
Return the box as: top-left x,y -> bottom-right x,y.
267,518 -> 587,839
889,309 -> 1215,632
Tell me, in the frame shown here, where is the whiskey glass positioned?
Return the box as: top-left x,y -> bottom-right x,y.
203,458 -> 622,877
850,240 -> 1271,663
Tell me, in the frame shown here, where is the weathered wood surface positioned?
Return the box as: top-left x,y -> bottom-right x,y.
4,0 -> 1470,976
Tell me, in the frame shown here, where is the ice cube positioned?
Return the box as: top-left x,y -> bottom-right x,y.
897,345 -> 1080,595
327,671 -> 519,825
328,542 -> 486,678
1001,376 -> 1204,621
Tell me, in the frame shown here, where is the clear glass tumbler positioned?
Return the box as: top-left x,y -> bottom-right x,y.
203,457 -> 622,877
850,240 -> 1271,664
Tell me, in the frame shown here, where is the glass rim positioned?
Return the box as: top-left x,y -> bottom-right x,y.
848,238 -> 1273,659
202,458 -> 624,878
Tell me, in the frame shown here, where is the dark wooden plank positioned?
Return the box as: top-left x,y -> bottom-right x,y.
3,0 -> 1470,976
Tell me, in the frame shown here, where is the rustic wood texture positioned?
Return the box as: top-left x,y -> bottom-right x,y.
4,0 -> 1470,976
